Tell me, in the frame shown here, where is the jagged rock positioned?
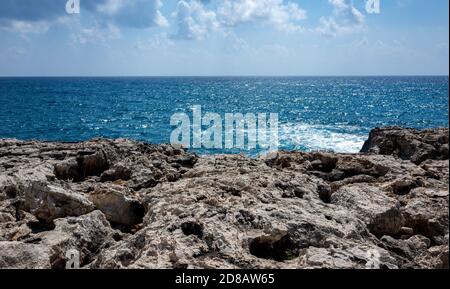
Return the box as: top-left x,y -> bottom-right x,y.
0,199 -> 39,241
79,151 -> 108,177
24,182 -> 95,221
54,151 -> 108,181
415,245 -> 449,269
100,165 -> 132,182
89,185 -> 145,227
297,245 -> 398,269
335,155 -> 390,177
54,158 -> 82,181
129,169 -> 158,190
400,188 -> 449,238
0,175 -> 17,200
37,210 -> 119,268
0,199 -> 20,225
399,227 -> 414,237
0,211 -> 118,269
391,177 -> 421,195
307,152 -> 338,172
380,235 -> 430,260
0,242 -> 51,269
331,184 -> 404,237
330,174 -> 375,192
0,127 -> 448,269
361,127 -> 449,164
421,160 -> 449,184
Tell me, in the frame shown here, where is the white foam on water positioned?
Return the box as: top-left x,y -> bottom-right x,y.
280,123 -> 367,153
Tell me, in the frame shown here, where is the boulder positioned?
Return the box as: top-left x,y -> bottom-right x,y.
100,165 -> 132,182
331,184 -> 404,237
401,188 -> 449,238
38,210 -> 118,268
89,186 -> 145,226
24,182 -> 95,221
54,151 -> 108,181
54,158 -> 82,181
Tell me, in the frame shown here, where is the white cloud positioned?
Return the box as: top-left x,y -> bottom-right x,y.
317,0 -> 365,37
173,0 -> 307,40
65,0 -> 168,45
86,0 -> 169,29
0,0 -> 168,40
172,0 -> 219,40
218,0 -> 306,31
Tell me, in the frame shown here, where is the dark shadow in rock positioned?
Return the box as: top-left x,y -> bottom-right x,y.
28,219 -> 56,234
110,221 -> 144,235
50,256 -> 66,269
293,188 -> 307,198
236,210 -> 255,225
100,165 -> 132,182
112,232 -> 123,242
403,217 -> 444,242
309,156 -> 338,173
181,221 -> 204,239
54,150 -> 109,182
318,184 -> 332,203
249,233 -> 299,262
392,180 -> 419,196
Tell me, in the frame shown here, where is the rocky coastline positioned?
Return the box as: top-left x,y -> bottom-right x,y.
0,127 -> 448,269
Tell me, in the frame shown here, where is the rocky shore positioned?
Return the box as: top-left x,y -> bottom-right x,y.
0,127 -> 448,269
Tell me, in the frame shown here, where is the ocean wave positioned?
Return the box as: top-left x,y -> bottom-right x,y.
280,123 -> 368,153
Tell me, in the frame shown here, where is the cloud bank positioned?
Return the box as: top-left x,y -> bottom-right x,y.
0,0 -> 167,35
0,0 -> 368,41
173,0 -> 307,40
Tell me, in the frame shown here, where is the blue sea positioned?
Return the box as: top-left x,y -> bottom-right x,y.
0,76 -> 448,155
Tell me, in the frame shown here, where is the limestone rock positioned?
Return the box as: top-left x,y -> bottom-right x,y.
331,184 -> 404,237
0,128 -> 448,269
100,165 -> 132,182
0,242 -> 51,269
361,126 -> 449,164
0,175 -> 17,201
89,185 -> 145,227
38,210 -> 119,268
24,182 -> 95,221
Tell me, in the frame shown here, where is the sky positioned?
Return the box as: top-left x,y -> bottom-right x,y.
0,0 -> 448,76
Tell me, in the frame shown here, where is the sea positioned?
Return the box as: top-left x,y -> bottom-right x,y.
0,76 -> 448,155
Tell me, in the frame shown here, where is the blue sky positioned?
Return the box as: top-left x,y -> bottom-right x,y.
0,0 -> 448,76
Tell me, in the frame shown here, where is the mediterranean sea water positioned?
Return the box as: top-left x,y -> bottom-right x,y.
0,76 -> 448,154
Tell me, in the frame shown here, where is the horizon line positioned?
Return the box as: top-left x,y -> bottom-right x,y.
0,74 -> 449,78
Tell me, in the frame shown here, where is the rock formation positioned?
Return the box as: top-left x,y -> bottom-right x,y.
0,127 -> 448,269
361,126 -> 449,164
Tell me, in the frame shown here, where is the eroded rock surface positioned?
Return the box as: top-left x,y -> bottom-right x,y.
0,128 -> 448,269
361,126 -> 449,164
